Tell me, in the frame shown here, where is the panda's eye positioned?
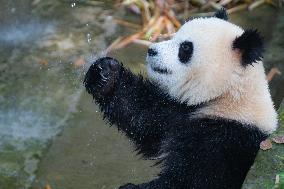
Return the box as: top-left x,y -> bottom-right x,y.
181,43 -> 191,51
179,41 -> 193,64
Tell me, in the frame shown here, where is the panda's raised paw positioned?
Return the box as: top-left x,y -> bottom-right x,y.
84,57 -> 120,97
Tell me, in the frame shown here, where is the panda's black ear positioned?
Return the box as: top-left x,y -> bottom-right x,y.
214,8 -> 228,21
233,29 -> 264,67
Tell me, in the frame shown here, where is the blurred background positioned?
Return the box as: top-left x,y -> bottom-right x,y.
0,0 -> 283,189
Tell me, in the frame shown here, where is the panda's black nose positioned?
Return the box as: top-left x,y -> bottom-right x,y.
148,48 -> 158,56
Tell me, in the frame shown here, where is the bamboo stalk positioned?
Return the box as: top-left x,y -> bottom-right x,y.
106,37 -> 123,53
164,10 -> 181,28
114,19 -> 141,29
132,39 -> 152,46
266,67 -> 281,82
151,17 -> 166,41
219,0 -> 234,6
164,17 -> 176,34
113,32 -> 143,50
227,4 -> 248,14
248,0 -> 266,10
210,2 -> 224,10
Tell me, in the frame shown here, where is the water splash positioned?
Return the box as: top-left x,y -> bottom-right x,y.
71,2 -> 76,8
86,33 -> 92,44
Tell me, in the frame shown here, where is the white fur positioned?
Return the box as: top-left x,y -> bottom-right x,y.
147,17 -> 278,133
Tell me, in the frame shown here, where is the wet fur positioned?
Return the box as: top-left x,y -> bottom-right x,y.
84,58 -> 267,189
84,9 -> 275,189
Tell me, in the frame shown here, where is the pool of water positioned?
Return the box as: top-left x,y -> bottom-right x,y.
0,0 -> 120,188
0,1 -> 283,188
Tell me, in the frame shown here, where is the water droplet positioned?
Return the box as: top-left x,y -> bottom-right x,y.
86,33 -> 92,44
11,8 -> 16,13
71,2 -> 76,8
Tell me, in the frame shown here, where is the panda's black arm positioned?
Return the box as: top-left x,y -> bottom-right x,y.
84,57 -> 192,157
97,70 -> 171,157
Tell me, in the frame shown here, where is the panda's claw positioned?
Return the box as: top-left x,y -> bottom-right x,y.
97,82 -> 103,88
101,77 -> 108,82
100,73 -> 107,80
85,57 -> 121,97
98,65 -> 103,70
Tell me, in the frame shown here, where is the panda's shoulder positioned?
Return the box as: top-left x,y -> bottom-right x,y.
195,118 -> 265,135
172,117 -> 267,143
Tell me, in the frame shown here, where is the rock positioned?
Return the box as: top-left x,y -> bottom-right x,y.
243,99 -> 284,189
243,8 -> 284,188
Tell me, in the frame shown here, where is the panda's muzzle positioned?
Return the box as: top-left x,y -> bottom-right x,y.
148,47 -> 171,74
151,65 -> 171,74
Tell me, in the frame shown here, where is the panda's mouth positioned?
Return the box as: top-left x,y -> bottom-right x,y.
151,65 -> 171,74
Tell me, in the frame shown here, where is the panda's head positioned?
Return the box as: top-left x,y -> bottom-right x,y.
147,9 -> 278,133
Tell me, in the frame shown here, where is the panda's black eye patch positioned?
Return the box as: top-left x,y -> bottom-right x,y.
179,41 -> 193,63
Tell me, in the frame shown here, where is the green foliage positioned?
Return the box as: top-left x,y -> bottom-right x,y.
274,172 -> 284,189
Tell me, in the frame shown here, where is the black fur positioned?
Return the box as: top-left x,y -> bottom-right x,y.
84,57 -> 267,189
178,41 -> 193,64
148,48 -> 158,56
84,57 -> 198,157
214,8 -> 228,21
233,29 -> 264,67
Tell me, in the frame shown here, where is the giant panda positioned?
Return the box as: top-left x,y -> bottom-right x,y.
84,9 -> 278,189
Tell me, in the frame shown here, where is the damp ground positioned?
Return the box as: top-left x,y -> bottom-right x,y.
0,1 -> 283,189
